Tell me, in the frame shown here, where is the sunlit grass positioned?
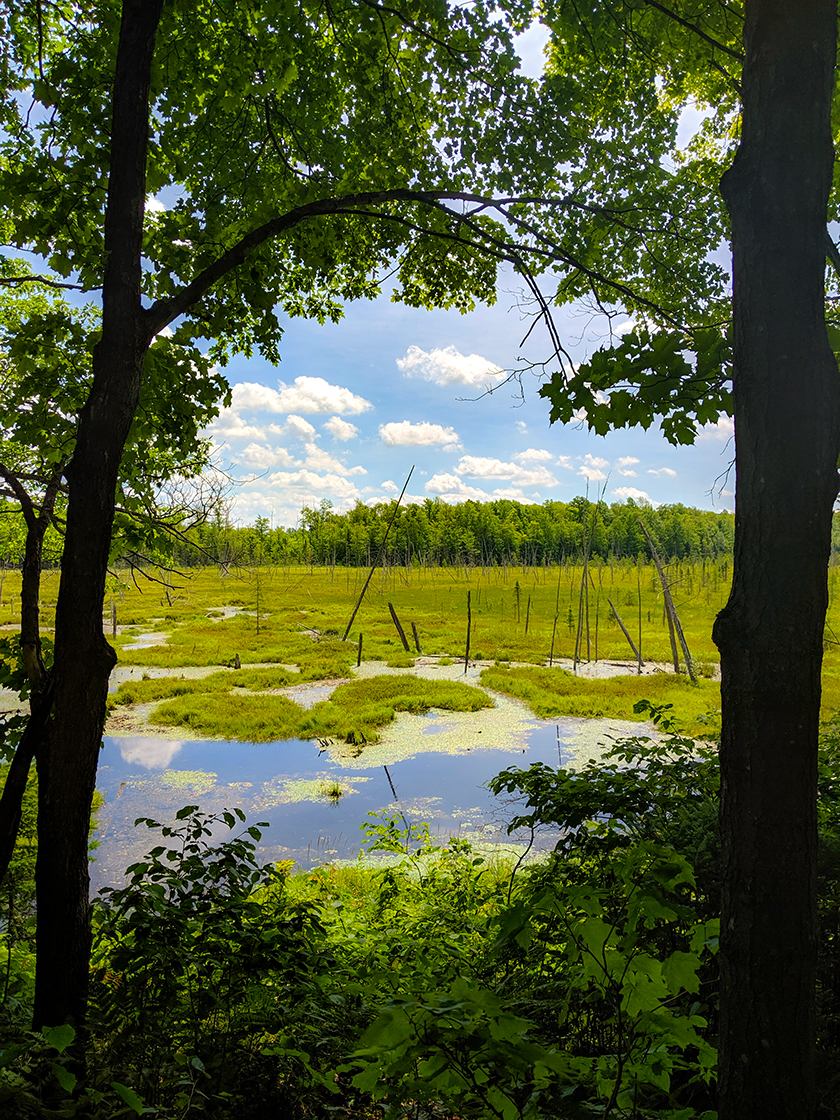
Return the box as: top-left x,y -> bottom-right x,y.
9,559 -> 840,720
150,674 -> 493,744
480,665 -> 720,737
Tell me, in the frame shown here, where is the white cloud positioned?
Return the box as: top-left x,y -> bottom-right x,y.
285,414 -> 317,440
425,474 -> 493,500
648,467 -> 677,477
492,487 -> 535,503
424,473 -> 535,504
613,486 -> 659,507
266,469 -> 363,501
454,456 -> 556,487
207,409 -> 266,443
145,196 -> 166,214
324,416 -> 358,441
578,454 -> 609,481
514,448 -> 553,463
379,420 -> 462,448
515,420 -> 528,433
614,319 -> 636,336
381,480 -> 398,493
301,443 -> 366,476
556,455 -> 574,470
232,377 -> 372,416
698,416 -> 735,441
397,345 -> 504,387
616,455 -> 639,477
236,443 -> 297,470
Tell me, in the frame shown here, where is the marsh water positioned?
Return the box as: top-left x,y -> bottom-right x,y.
91,712 -> 647,893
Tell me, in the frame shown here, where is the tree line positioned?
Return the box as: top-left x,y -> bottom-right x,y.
173,497 -> 736,571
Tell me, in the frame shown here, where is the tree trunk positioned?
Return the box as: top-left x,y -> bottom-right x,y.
33,0 -> 163,1030
714,2 -> 838,1115
0,461 -> 65,883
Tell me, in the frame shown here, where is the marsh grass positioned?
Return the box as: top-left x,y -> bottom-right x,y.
109,665 -> 338,708
480,664 -> 721,736
150,674 -> 493,744
10,559 -> 840,718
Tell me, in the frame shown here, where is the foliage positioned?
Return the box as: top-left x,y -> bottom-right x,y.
140,498 -> 736,572
90,807 -> 339,1116
20,705 -> 840,1115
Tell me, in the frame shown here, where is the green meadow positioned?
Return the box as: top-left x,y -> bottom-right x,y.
5,558 -> 840,737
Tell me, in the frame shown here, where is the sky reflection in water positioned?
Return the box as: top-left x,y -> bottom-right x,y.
92,715 -> 640,893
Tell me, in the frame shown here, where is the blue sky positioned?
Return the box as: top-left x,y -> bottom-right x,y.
209,286 -> 735,528
205,23 -> 735,528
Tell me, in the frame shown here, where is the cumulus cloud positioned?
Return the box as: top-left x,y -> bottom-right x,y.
613,486 -> 659,507
285,414 -> 317,440
424,473 -> 535,504
303,443 -> 366,476
648,467 -> 677,477
556,455 -> 574,470
516,420 -> 528,433
236,443 -> 297,470
232,377 -> 372,415
514,448 -> 553,463
397,345 -> 504,387
616,456 -> 639,468
698,416 -> 735,441
324,416 -> 358,441
614,319 -> 636,336
266,469 -> 363,500
454,456 -> 556,487
492,487 -> 535,503
425,474 -> 492,501
379,420 -> 462,449
207,409 -> 267,443
381,480 -> 398,493
578,454 -> 609,481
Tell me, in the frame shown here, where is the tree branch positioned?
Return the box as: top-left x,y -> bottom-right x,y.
643,0 -> 744,61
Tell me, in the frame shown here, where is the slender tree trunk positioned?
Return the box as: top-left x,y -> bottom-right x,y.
33,0 -> 163,1030
0,462 -> 64,882
714,2 -> 838,1115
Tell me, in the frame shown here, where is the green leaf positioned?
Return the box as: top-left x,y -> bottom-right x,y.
42,1024 -> 75,1054
111,1081 -> 145,1116
54,1064 -> 77,1093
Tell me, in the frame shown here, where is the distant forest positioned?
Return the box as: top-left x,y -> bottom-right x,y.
182,497 -> 736,570
0,496 -> 742,571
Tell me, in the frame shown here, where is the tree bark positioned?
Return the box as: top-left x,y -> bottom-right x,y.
32,0 -> 164,1030
714,2 -> 838,1116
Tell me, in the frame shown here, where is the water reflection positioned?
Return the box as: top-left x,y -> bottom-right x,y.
92,715 -> 647,894
118,737 -> 184,769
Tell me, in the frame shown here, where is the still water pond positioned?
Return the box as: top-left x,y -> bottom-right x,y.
92,713 -> 647,894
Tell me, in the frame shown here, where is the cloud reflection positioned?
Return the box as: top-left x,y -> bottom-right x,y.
118,738 -> 183,770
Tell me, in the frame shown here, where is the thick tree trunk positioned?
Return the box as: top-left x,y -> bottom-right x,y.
33,0 -> 163,1030
714,2 -> 838,1116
